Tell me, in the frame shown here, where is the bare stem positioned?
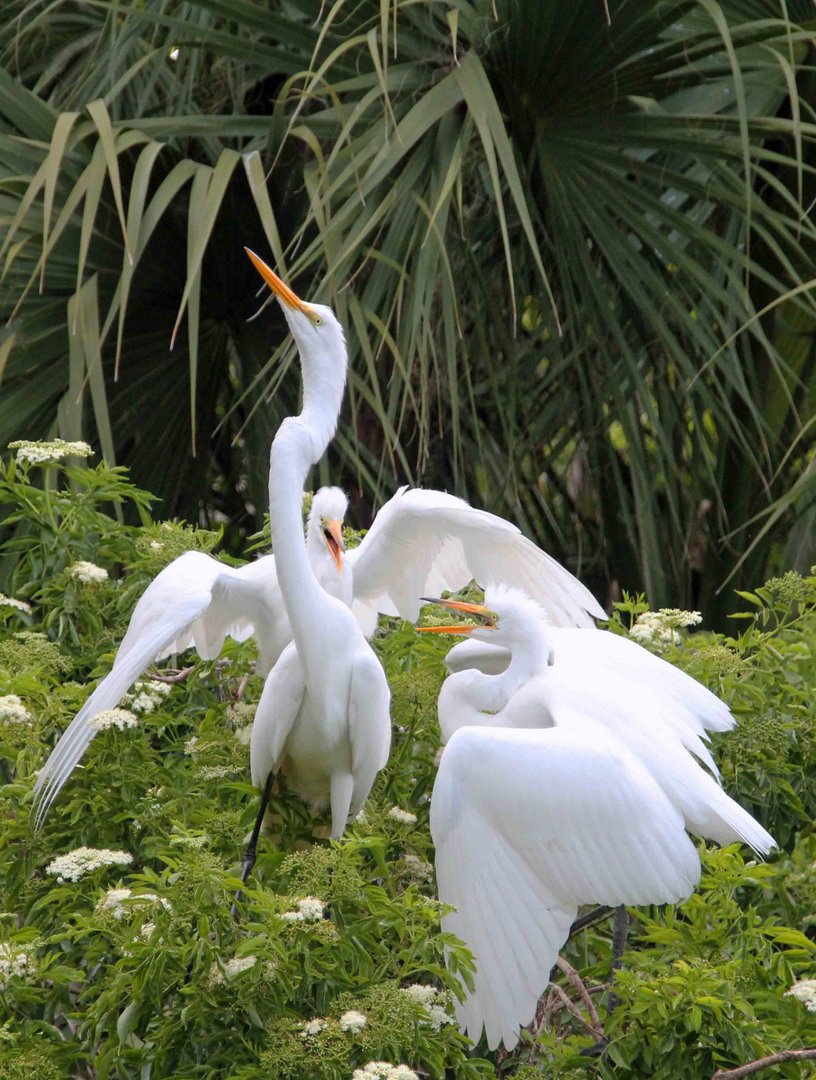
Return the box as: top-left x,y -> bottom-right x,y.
712,1048 -> 816,1079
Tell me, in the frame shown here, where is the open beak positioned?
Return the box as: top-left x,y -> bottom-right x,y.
323,519 -> 345,575
244,248 -> 312,316
416,596 -> 494,634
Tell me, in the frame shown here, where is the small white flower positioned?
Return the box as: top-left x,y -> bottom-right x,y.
66,560 -> 108,585
423,1003 -> 455,1031
234,724 -> 253,745
149,541 -> 164,551
402,853 -> 433,884
125,679 -> 172,714
0,943 -> 34,989
139,921 -> 155,940
184,736 -> 200,755
352,1064 -> 419,1080
388,807 -> 417,825
96,887 -> 170,920
45,847 -> 133,883
198,764 -> 239,780
339,1009 -> 367,1033
208,954 -> 258,986
0,595 -> 32,615
300,1018 -> 326,1038
402,983 -> 437,1006
10,438 -> 93,465
0,695 -> 32,726
88,708 -> 138,733
786,978 -> 816,1012
630,609 -> 701,650
281,895 -> 324,923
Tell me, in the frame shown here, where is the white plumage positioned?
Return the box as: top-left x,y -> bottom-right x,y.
427,585 -> 776,1050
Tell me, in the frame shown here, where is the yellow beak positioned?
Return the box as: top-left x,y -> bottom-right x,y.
244,248 -> 312,315
324,519 -> 345,575
416,597 -> 491,634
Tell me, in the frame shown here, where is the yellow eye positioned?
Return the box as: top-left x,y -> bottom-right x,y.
313,315 -> 322,326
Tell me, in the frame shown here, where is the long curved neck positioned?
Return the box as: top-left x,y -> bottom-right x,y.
472,627 -> 554,710
268,347 -> 347,657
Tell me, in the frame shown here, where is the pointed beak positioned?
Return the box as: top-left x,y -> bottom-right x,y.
244,248 -> 312,316
416,596 -> 494,634
324,519 -> 345,575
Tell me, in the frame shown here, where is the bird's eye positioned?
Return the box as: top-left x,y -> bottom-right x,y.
313,315 -> 322,327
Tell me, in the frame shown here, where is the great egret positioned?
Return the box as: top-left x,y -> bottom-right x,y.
240,247 -> 391,863
421,586 -> 775,1051
31,487 -> 351,828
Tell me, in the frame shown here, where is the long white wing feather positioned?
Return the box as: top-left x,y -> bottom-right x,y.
346,488 -> 604,629
32,551 -> 272,827
347,650 -> 392,818
431,723 -> 701,1051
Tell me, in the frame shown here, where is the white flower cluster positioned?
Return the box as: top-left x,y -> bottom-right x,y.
234,724 -> 253,746
630,608 -> 702,649
281,896 -> 324,923
401,853 -> 433,884
786,978 -> 816,1012
339,1009 -> 367,1034
300,1018 -> 327,1038
10,438 -> 93,465
66,560 -> 108,585
95,886 -> 171,920
149,541 -> 164,551
208,954 -> 257,985
352,1063 -> 418,1080
0,594 -> 32,615
45,847 -> 133,882
401,983 -> 455,1031
198,764 -> 239,780
0,695 -> 32,726
184,736 -> 199,755
388,807 -> 417,825
125,679 -> 172,714
88,708 -> 138,733
0,943 -> 34,989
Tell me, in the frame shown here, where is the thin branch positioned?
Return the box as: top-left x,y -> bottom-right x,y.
556,956 -> 602,1029
712,1048 -> 816,1079
547,984 -> 605,1040
148,666 -> 194,684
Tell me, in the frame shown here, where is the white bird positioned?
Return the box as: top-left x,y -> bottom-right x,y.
421,586 -> 776,1051
31,487 -> 351,828
240,248 -> 390,858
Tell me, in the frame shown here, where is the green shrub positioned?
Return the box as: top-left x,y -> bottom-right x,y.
1,449 -> 815,1077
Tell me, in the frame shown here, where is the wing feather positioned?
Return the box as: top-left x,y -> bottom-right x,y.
346,488 -> 604,629
431,724 -> 700,1050
33,551 -> 261,826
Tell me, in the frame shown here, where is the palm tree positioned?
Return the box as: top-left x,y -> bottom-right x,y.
1,0 -> 815,622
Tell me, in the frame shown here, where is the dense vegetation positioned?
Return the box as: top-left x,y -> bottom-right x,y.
1,449 -> 815,1078
2,1 -> 816,623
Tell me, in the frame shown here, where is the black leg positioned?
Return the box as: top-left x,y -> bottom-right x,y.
231,770 -> 275,920
607,905 -> 630,1016
568,904 -> 614,940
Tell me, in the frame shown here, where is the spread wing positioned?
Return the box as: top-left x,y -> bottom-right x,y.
430,723 -> 700,1051
32,551 -> 263,827
346,487 -> 604,631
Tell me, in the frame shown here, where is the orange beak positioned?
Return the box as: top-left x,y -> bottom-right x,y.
417,597 -> 493,634
323,519 -> 345,575
244,248 -> 312,316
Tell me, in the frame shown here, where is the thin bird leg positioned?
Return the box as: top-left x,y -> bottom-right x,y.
607,904 -> 630,1016
231,770 -> 275,919
568,905 -> 614,939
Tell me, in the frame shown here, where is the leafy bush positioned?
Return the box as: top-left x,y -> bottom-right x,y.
1,450 -> 815,1078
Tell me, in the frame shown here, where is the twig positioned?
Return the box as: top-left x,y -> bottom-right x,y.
547,985 -> 605,1040
556,956 -> 602,1030
712,1048 -> 816,1079
148,666 -> 194,685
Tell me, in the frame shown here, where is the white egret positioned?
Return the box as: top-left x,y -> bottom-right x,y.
238,247 -> 391,876
31,487 -> 350,828
420,587 -> 775,1051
